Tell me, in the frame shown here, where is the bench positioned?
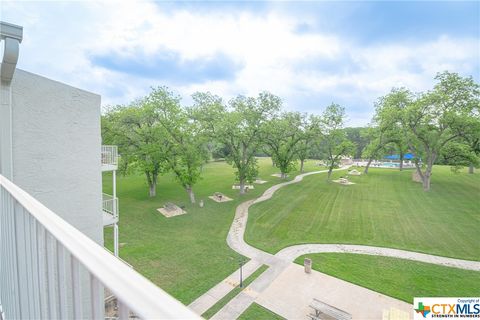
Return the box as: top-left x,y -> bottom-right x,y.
308,299 -> 352,320
214,192 -> 224,200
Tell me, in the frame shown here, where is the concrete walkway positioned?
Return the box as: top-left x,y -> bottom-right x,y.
276,244 -> 480,271
188,259 -> 262,315
189,167 -> 480,319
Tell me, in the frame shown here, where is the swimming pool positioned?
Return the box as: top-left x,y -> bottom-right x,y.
381,162 -> 399,167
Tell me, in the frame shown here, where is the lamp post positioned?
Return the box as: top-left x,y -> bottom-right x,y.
239,258 -> 244,288
230,256 -> 246,288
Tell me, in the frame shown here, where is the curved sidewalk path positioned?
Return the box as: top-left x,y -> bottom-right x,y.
190,168 -> 480,319
276,244 -> 480,270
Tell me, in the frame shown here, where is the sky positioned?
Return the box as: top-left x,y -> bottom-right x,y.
1,1 -> 479,126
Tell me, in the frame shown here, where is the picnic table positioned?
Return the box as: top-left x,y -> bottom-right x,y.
164,202 -> 177,211
308,298 -> 352,320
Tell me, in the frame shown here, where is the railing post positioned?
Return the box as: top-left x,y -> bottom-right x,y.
70,256 -> 82,319
114,223 -> 119,257
113,170 -> 117,216
113,169 -> 119,257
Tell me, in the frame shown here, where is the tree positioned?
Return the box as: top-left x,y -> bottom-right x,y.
458,113 -> 480,174
296,115 -> 320,173
264,112 -> 304,178
192,91 -> 281,194
361,127 -> 388,174
146,87 -> 209,203
392,138 -> 409,171
345,127 -> 369,159
317,103 -> 356,180
438,141 -> 479,172
362,89 -> 411,174
401,72 -> 480,191
102,101 -> 168,197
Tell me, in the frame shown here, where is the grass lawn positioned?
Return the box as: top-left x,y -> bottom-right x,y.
295,253 -> 480,303
202,265 -> 269,319
238,303 -> 285,320
245,166 -> 480,260
103,157 -> 323,304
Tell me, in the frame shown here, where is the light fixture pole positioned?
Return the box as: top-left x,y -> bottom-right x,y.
239,258 -> 245,288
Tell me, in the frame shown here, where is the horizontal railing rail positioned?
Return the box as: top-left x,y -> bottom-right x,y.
0,174 -> 199,319
101,145 -> 118,166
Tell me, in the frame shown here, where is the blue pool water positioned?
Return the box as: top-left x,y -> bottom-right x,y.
381,162 -> 400,167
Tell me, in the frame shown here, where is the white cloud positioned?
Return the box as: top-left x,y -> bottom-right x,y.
2,1 -> 478,126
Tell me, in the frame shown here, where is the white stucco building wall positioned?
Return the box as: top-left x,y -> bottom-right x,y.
9,69 -> 103,244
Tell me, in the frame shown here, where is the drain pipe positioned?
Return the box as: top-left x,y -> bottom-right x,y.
0,22 -> 23,180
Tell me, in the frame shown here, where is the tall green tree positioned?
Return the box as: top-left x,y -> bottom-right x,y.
102,101 -> 168,197
264,112 -> 305,178
362,89 -> 411,174
401,72 -> 480,191
192,91 -> 281,194
317,103 -> 356,180
296,115 -> 320,173
146,87 -> 209,203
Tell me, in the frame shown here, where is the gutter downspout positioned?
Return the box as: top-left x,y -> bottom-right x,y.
0,21 -> 23,180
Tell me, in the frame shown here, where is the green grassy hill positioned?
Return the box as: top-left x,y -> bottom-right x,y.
245,166 -> 480,260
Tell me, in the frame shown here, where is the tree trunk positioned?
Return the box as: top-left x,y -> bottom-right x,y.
399,153 -> 404,171
422,172 -> 431,191
149,183 -> 156,197
413,161 -> 424,182
281,172 -> 287,179
412,160 -> 429,190
364,158 -> 373,174
422,161 -> 434,191
327,167 -> 333,180
186,185 -> 196,204
300,159 -> 305,173
271,158 -> 275,167
469,164 -> 475,174
146,172 -> 157,197
239,179 -> 246,194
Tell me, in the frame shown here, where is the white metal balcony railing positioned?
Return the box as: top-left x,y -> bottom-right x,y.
102,193 -> 119,227
101,145 -> 118,167
102,193 -> 118,219
0,174 -> 199,320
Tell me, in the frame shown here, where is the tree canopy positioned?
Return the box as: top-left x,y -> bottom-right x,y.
101,71 -> 479,199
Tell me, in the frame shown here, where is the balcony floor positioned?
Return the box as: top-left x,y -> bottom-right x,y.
102,164 -> 118,172
103,211 -> 118,226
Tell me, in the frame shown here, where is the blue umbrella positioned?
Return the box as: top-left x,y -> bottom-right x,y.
384,153 -> 415,160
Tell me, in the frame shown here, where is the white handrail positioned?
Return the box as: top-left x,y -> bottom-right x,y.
0,174 -> 199,319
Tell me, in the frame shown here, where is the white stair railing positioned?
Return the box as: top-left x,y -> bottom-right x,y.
0,174 -> 199,319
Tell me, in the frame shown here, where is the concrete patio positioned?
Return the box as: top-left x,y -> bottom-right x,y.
255,263 -> 412,320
